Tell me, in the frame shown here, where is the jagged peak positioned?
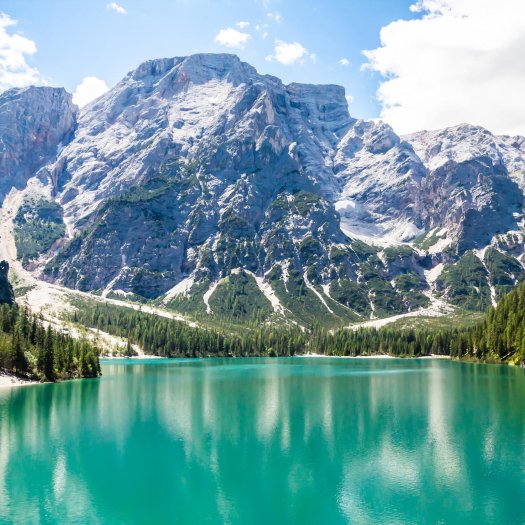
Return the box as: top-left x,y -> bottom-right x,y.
286,82 -> 346,96
110,53 -> 350,109
128,54 -> 352,94
338,118 -> 403,156
126,53 -> 259,86
0,85 -> 74,106
403,122 -> 496,142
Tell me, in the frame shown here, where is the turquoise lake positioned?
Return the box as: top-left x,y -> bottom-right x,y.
1,357 -> 525,524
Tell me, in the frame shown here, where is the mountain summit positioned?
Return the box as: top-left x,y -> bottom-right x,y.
2,53 -> 525,326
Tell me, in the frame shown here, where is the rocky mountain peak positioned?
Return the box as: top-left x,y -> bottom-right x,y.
44,53 -> 355,228
404,123 -> 504,171
4,54 -> 525,326
129,53 -> 259,85
0,86 -> 77,201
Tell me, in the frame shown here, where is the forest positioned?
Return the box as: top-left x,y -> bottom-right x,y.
0,304 -> 101,382
4,275 -> 525,383
72,281 -> 525,365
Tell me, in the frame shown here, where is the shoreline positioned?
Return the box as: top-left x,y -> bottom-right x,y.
100,353 -> 452,361
298,353 -> 393,359
0,371 -> 38,388
297,353 -> 451,359
100,354 -> 164,360
0,353 -> 456,387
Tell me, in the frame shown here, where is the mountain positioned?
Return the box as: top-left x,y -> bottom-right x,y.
0,86 -> 77,200
2,53 -> 525,327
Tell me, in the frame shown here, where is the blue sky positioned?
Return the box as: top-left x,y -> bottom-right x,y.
2,1 -> 524,135
0,0 -> 416,120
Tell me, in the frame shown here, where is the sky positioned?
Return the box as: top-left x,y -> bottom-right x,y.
1,0 -> 525,136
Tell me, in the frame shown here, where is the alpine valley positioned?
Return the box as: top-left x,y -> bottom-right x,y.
2,53 -> 525,330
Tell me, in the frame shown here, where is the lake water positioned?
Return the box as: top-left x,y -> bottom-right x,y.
1,357 -> 525,524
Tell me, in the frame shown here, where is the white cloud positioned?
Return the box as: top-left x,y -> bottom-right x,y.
72,76 -> 109,108
107,2 -> 127,15
346,94 -> 354,104
255,24 -> 269,39
214,28 -> 251,49
267,12 -> 283,23
268,40 -> 309,65
236,21 -> 250,29
0,13 -> 42,92
364,0 -> 525,136
339,58 -> 350,66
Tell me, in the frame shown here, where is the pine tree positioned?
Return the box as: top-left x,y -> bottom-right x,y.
10,331 -> 27,375
124,339 -> 134,357
41,326 -> 55,382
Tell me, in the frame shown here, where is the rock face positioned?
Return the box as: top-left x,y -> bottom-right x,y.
0,86 -> 77,201
407,125 -> 524,252
334,120 -> 425,242
0,261 -> 14,305
2,54 -> 525,325
43,54 -> 360,320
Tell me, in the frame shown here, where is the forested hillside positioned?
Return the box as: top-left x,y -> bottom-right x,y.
0,259 -> 101,382
461,282 -> 525,364
72,282 -> 525,365
0,261 -> 14,305
0,305 -> 101,381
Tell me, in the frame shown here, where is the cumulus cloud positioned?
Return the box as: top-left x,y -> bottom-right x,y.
255,24 -> 269,39
236,21 -> 250,29
214,28 -> 251,49
72,76 -> 109,108
267,40 -> 309,65
0,13 -> 42,92
339,58 -> 350,66
364,0 -> 525,136
267,12 -> 283,23
107,2 -> 127,15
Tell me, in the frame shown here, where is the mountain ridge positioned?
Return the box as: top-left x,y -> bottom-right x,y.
2,53 -> 525,327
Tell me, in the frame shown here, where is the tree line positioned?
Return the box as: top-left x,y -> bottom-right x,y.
461,281 -> 525,363
71,281 -> 525,365
0,304 -> 101,382
72,304 -> 306,357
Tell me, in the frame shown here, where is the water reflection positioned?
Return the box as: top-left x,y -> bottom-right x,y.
0,358 -> 525,524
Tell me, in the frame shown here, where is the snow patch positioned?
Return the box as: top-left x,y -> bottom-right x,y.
427,235 -> 452,254
163,275 -> 195,303
350,293 -> 454,330
243,269 -> 287,316
424,263 -> 444,285
281,262 -> 290,292
303,271 -> 335,315
203,280 -> 220,314
336,202 -> 423,246
109,289 -> 134,298
218,183 -> 237,206
473,247 -> 497,307
101,267 -> 130,298
368,290 -> 376,319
